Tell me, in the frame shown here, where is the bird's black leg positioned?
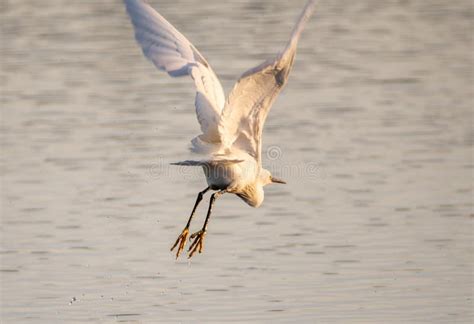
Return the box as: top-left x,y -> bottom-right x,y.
171,186 -> 210,258
188,190 -> 225,258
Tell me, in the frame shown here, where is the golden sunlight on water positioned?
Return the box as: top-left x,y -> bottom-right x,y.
1,0 -> 472,322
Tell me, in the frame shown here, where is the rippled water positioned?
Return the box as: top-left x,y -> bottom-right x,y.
1,0 -> 472,322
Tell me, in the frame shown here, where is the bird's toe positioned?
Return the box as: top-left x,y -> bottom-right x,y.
170,227 -> 189,259
188,230 -> 206,258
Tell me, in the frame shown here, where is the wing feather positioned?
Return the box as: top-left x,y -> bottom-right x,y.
219,0 -> 316,163
124,0 -> 225,145
171,159 -> 244,166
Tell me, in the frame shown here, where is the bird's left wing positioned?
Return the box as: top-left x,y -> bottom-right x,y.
124,0 -> 225,144
171,159 -> 244,166
219,0 -> 316,164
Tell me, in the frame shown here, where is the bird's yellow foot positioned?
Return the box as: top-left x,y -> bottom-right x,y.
188,230 -> 206,258
170,227 -> 189,259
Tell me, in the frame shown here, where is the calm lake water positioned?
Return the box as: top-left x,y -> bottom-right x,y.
1,0 -> 472,323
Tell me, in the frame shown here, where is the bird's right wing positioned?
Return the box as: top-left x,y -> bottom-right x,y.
124,0 -> 225,145
219,0 -> 316,164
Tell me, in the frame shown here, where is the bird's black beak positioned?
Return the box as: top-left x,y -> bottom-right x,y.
271,176 -> 286,184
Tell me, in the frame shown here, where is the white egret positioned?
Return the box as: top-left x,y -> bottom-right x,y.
124,0 -> 316,258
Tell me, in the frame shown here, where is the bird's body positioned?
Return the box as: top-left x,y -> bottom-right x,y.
205,154 -> 264,207
124,0 -> 316,258
205,155 -> 257,193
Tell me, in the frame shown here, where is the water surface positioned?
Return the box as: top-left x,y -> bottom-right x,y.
1,0 -> 472,322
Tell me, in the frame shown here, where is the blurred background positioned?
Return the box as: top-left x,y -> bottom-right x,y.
1,0 -> 472,322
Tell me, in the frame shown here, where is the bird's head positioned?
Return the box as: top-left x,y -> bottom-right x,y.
238,169 -> 286,208
260,169 -> 287,186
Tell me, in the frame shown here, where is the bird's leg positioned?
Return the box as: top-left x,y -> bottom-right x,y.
171,186 -> 210,258
188,190 -> 225,258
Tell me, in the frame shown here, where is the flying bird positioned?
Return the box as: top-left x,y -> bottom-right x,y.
124,0 -> 316,258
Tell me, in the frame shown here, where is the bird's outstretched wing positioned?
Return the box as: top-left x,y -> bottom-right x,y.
171,159 -> 244,166
219,0 -> 316,164
124,0 -> 225,146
